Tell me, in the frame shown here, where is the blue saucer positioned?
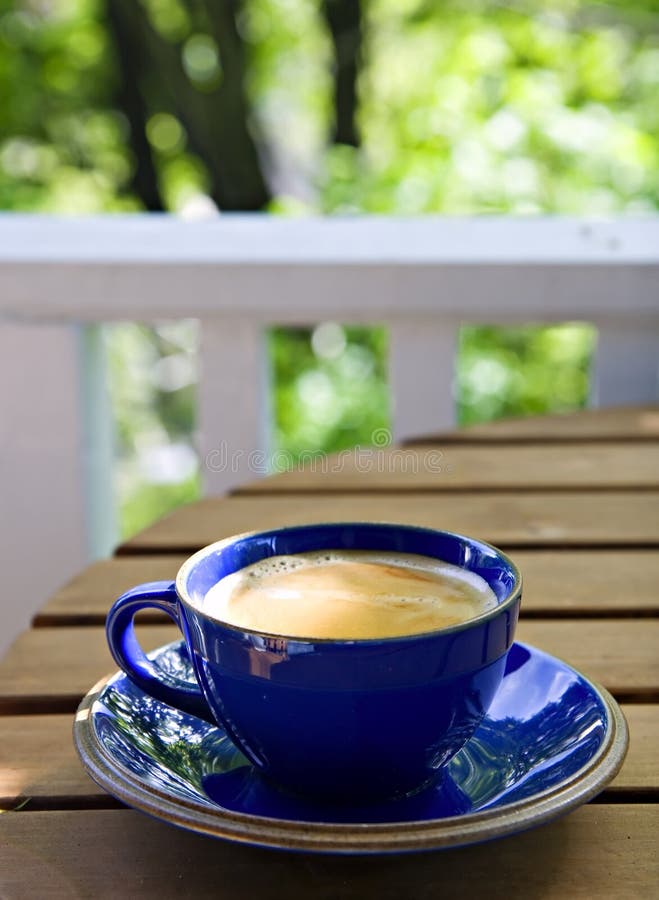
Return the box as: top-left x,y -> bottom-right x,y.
74,641 -> 627,854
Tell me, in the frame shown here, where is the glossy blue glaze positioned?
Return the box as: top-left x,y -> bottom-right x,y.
106,523 -> 521,801
91,641 -> 609,825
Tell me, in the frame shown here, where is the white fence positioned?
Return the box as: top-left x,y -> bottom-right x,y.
1,214 -> 658,656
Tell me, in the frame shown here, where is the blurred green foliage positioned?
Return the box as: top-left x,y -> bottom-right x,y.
322,0 -> 659,214
270,325 -> 389,462
3,1 -> 657,214
1,0 -> 656,537
106,320 -> 200,537
0,0 -> 136,211
458,324 -> 596,425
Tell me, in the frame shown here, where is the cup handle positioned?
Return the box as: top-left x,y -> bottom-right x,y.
106,581 -> 214,723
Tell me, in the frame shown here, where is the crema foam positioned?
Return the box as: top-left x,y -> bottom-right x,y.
202,550 -> 497,639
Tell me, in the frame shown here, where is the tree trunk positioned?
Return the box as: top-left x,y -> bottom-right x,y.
323,0 -> 363,147
198,0 -> 272,209
105,2 -> 164,211
106,0 -> 271,212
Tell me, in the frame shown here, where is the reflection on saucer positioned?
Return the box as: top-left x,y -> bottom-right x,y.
202,767 -> 473,824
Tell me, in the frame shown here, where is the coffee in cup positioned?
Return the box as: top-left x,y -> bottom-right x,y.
203,550 -> 497,639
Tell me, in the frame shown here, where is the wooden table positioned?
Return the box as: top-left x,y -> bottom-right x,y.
1,406 -> 658,898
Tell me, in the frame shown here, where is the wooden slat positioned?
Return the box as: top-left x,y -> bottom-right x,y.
0,715 -> 105,808
34,550 -> 659,627
1,705 -> 653,809
512,550 -> 659,618
609,706 -> 659,795
0,621 -> 656,714
405,405 -> 659,445
0,624 -> 179,714
34,555 -> 189,626
119,492 -> 659,553
0,807 -> 656,898
236,443 -> 659,493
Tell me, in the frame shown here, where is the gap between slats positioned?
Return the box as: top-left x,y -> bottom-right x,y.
1,687 -> 657,716
32,608 -> 659,627
116,541 -> 659,556
230,485 -> 659,496
3,791 -> 656,814
402,435 -> 659,445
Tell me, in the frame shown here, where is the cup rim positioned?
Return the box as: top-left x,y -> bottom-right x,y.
175,521 -> 522,645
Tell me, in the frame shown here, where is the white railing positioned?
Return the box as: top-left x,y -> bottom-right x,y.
1,214 -> 658,656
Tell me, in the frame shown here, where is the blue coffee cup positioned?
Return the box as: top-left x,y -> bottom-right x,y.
106,522 -> 522,802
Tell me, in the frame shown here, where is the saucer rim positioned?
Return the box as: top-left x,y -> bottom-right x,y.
74,640 -> 629,855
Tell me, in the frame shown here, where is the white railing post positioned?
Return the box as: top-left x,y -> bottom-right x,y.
198,318 -> 272,494
0,321 -> 116,658
388,319 -> 457,442
78,324 -> 117,557
591,322 -> 659,408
